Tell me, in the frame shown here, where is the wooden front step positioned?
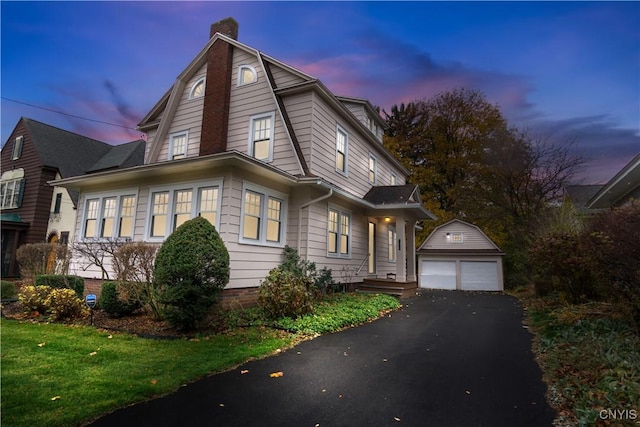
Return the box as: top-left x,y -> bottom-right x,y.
356,279 -> 419,299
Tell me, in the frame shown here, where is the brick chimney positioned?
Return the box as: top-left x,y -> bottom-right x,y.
200,18 -> 238,156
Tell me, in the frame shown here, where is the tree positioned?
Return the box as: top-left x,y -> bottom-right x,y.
385,88 -> 508,217
384,88 -> 583,287
153,216 -> 229,330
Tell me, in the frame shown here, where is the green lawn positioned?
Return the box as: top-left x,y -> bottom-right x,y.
1,293 -> 399,427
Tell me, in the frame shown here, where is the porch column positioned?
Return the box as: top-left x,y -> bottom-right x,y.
395,216 -> 406,282
406,219 -> 416,282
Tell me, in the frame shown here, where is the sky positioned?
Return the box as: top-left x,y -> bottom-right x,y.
1,1 -> 639,185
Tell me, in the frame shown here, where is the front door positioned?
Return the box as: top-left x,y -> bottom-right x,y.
368,221 -> 376,275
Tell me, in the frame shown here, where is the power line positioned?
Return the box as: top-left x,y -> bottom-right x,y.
1,97 -> 139,131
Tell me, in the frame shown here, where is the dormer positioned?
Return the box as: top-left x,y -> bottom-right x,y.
336,96 -> 385,142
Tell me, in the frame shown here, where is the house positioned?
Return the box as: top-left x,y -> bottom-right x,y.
0,117 -> 145,277
585,152 -> 640,210
417,219 -> 504,291
52,18 -> 435,303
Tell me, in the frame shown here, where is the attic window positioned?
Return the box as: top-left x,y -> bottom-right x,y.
12,136 -> 23,160
189,78 -> 205,99
447,232 -> 464,244
238,65 -> 257,86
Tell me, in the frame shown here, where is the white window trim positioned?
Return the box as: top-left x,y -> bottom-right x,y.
388,224 -> 397,263
247,112 -> 275,163
12,136 -> 23,160
335,125 -> 349,176
239,181 -> 288,247
188,77 -> 205,99
168,130 -> 189,161
327,205 -> 352,258
145,179 -> 223,241
369,152 -> 377,185
390,172 -> 397,185
80,189 -> 139,241
237,64 -> 258,86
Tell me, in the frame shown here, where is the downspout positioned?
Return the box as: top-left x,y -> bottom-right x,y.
297,186 -> 333,259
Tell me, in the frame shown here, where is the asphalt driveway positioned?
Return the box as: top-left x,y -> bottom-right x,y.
89,290 -> 555,426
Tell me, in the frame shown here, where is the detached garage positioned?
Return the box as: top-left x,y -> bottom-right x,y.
417,219 -> 504,291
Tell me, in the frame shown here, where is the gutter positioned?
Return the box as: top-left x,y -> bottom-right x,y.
297,185 -> 333,259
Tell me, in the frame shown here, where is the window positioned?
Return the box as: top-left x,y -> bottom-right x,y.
238,65 -> 257,86
84,199 -> 99,238
53,193 -> 63,214
328,207 -> 350,257
189,78 -> 205,99
150,192 -> 169,238
169,131 -> 188,160
147,181 -> 222,239
11,136 -> 23,160
239,183 -> 287,246
249,113 -> 274,162
390,173 -> 397,185
388,224 -> 397,262
100,197 -> 117,238
335,126 -> 348,175
82,193 -> 137,239
448,232 -> 464,244
173,190 -> 192,231
198,187 -> 218,227
118,196 -> 136,238
369,153 -> 377,184
0,178 -> 25,209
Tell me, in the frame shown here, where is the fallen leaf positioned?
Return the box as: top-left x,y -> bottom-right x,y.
343,352 -> 348,356
51,396 -> 61,401
383,358 -> 388,362
465,390 -> 471,395
219,403 -> 225,407
241,370 -> 249,374
38,342 -> 45,347
89,351 -> 97,356
270,371 -> 284,378
394,417 -> 401,422
151,379 -> 158,385
107,335 -> 113,339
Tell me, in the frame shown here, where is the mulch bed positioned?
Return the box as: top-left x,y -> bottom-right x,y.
0,300 -> 225,339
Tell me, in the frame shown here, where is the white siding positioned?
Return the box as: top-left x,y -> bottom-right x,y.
227,49 -> 301,175
269,62 -> 307,88
421,221 -> 499,251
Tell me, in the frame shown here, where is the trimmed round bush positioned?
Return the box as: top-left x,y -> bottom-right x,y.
153,216 -> 230,330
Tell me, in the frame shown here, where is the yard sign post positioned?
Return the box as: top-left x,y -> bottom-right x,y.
85,294 -> 97,325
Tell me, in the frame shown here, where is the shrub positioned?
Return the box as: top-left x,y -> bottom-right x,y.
153,217 -> 230,330
45,288 -> 89,321
586,201 -> 640,324
100,281 -> 140,318
35,275 -> 84,298
18,285 -> 52,315
280,245 -> 336,295
113,242 -> 161,318
1,280 -> 17,299
258,269 -> 314,319
16,243 -> 69,282
529,231 -> 603,302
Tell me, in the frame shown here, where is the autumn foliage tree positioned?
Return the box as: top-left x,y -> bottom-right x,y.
384,88 -> 583,286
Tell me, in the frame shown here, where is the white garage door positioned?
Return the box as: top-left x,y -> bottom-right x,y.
460,261 -> 499,291
420,260 -> 456,290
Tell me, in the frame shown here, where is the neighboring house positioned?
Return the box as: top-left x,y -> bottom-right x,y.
53,18 -> 435,302
586,152 -> 640,210
417,219 -> 505,291
0,117 -> 145,277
